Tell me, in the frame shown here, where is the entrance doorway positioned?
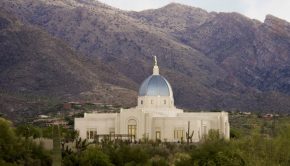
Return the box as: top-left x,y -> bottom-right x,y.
128,119 -> 137,141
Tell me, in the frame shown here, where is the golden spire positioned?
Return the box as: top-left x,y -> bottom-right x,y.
153,56 -> 159,75
154,56 -> 158,66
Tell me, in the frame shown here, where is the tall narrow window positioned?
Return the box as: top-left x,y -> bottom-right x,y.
164,100 -> 166,104
141,100 -> 143,105
109,128 -> 115,141
174,129 -> 184,140
90,131 -> 94,139
156,131 -> 161,140
128,125 -> 137,137
109,128 -> 115,135
128,119 -> 137,141
86,128 -> 97,140
151,100 -> 153,104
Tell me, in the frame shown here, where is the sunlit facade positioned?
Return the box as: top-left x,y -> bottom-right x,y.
75,57 -> 230,142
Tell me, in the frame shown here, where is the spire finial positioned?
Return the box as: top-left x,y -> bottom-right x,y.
153,56 -> 159,75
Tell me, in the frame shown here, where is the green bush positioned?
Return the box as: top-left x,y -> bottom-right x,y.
80,147 -> 113,166
0,118 -> 52,166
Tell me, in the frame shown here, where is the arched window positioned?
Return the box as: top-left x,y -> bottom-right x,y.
128,119 -> 137,141
141,100 -> 143,105
128,119 -> 137,125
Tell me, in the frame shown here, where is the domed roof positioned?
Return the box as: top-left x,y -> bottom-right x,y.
139,75 -> 172,96
138,74 -> 173,96
138,56 -> 173,97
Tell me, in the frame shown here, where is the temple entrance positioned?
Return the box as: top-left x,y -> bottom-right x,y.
128,119 -> 137,141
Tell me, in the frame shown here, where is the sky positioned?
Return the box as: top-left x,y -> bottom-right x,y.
98,0 -> 290,22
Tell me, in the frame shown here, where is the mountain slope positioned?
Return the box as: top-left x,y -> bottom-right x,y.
0,9 -> 137,119
1,0 -> 230,109
129,3 -> 290,111
2,0 -> 290,112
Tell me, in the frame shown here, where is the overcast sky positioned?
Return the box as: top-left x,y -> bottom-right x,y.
98,0 -> 290,22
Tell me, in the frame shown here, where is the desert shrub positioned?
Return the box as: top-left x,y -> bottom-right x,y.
230,128 -> 241,139
0,118 -> 52,166
80,147 -> 113,166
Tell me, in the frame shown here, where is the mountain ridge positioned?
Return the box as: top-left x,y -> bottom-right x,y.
1,0 -> 290,113
0,9 -> 137,120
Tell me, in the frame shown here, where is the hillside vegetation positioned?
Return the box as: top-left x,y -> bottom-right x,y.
0,9 -> 137,119
2,113 -> 290,165
1,0 -> 290,112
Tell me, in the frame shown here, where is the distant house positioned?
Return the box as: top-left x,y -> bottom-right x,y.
263,114 -> 273,120
240,112 -> 251,115
39,115 -> 50,118
33,118 -> 68,127
63,103 -> 72,110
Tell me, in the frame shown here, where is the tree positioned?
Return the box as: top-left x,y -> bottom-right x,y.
0,118 -> 52,166
80,147 -> 113,166
15,124 -> 41,138
176,137 -> 245,166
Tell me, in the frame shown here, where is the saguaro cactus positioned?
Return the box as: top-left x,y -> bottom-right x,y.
186,121 -> 194,144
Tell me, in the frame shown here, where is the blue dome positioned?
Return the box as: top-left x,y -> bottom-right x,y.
138,75 -> 173,96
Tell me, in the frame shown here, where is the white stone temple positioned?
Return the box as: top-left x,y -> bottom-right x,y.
75,57 -> 230,142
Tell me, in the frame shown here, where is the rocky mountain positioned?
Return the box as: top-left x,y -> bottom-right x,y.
0,9 -> 137,119
1,0 -> 290,112
128,3 -> 215,34
133,6 -> 290,93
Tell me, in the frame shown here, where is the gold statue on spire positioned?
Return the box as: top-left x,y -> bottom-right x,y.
152,55 -> 159,75
154,56 -> 158,66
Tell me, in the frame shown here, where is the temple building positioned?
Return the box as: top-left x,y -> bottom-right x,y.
74,57 -> 230,142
